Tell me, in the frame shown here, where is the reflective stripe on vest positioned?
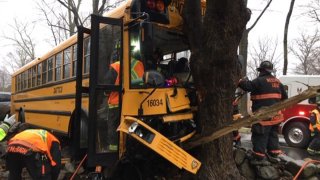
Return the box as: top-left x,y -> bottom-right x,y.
108,62 -> 120,106
259,111 -> 284,126
309,109 -> 320,132
8,129 -> 60,166
251,93 -> 282,100
0,123 -> 10,141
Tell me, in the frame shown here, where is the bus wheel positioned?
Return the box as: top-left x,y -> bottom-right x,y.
284,122 -> 310,148
69,109 -> 88,160
18,109 -> 25,123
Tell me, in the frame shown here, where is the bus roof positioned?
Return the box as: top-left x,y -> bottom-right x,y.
12,0 -> 131,77
12,0 -> 206,77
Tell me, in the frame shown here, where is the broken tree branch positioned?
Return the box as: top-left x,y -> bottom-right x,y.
184,85 -> 320,149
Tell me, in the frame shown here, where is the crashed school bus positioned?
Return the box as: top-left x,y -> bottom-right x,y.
11,0 -> 206,177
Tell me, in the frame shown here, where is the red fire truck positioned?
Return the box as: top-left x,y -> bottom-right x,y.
279,75 -> 320,148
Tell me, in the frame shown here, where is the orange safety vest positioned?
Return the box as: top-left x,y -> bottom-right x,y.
131,59 -> 144,81
259,111 -> 284,126
7,129 -> 60,166
107,60 -> 144,106
309,109 -> 320,132
108,62 -> 121,106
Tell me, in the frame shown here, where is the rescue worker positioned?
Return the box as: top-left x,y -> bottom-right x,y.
307,98 -> 320,155
105,50 -> 144,151
0,114 -> 61,180
238,61 -> 288,161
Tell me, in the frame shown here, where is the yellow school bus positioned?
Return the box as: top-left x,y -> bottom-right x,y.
11,0 -> 204,178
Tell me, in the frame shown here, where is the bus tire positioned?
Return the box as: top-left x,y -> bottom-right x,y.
69,109 -> 88,160
283,121 -> 310,148
18,109 -> 25,123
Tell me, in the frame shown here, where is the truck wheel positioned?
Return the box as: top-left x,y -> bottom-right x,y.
283,122 -> 310,148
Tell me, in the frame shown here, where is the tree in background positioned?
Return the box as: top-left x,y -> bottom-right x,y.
0,19 -> 35,92
1,19 -> 36,72
239,0 -> 272,115
306,0 -> 320,23
248,37 -> 281,79
291,30 -> 320,75
239,0 -> 272,74
0,67 -> 11,92
283,0 -> 296,75
37,0 -> 124,46
183,0 -> 250,178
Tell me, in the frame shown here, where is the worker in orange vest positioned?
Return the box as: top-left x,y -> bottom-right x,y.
0,115 -> 61,180
105,51 -> 144,151
307,100 -> 320,155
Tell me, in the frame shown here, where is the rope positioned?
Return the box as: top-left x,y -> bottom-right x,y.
70,154 -> 87,180
293,159 -> 320,180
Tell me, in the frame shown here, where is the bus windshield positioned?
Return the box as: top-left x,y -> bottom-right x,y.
129,22 -> 190,88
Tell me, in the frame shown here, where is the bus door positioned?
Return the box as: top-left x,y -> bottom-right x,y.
88,14 -> 123,167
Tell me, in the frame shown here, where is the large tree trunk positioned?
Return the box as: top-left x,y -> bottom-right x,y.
183,0 -> 250,179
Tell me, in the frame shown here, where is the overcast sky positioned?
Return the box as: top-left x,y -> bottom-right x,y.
0,0 -> 318,74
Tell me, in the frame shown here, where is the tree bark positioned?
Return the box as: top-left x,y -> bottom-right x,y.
283,0 -> 296,75
183,0 -> 250,179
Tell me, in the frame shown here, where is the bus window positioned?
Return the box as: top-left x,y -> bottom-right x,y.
63,47 -> 71,79
48,58 -> 53,82
129,24 -> 144,88
23,71 -> 27,90
55,53 -> 62,81
84,38 -> 90,74
15,75 -> 19,92
37,63 -> 42,86
42,60 -> 47,85
27,69 -> 32,88
32,66 -> 36,87
72,44 -> 77,77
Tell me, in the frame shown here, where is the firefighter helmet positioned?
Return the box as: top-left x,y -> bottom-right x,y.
257,61 -> 274,73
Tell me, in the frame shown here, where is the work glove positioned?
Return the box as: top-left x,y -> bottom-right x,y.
4,114 -> 16,126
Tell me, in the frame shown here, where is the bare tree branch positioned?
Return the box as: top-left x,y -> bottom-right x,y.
290,30 -> 320,75
247,0 -> 272,31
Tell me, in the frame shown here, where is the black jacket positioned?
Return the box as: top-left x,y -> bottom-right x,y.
238,72 -> 288,112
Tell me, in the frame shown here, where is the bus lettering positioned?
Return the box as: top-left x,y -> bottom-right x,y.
53,87 -> 63,94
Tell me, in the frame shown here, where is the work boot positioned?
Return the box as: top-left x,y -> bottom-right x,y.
249,151 -> 271,166
267,150 -> 286,163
